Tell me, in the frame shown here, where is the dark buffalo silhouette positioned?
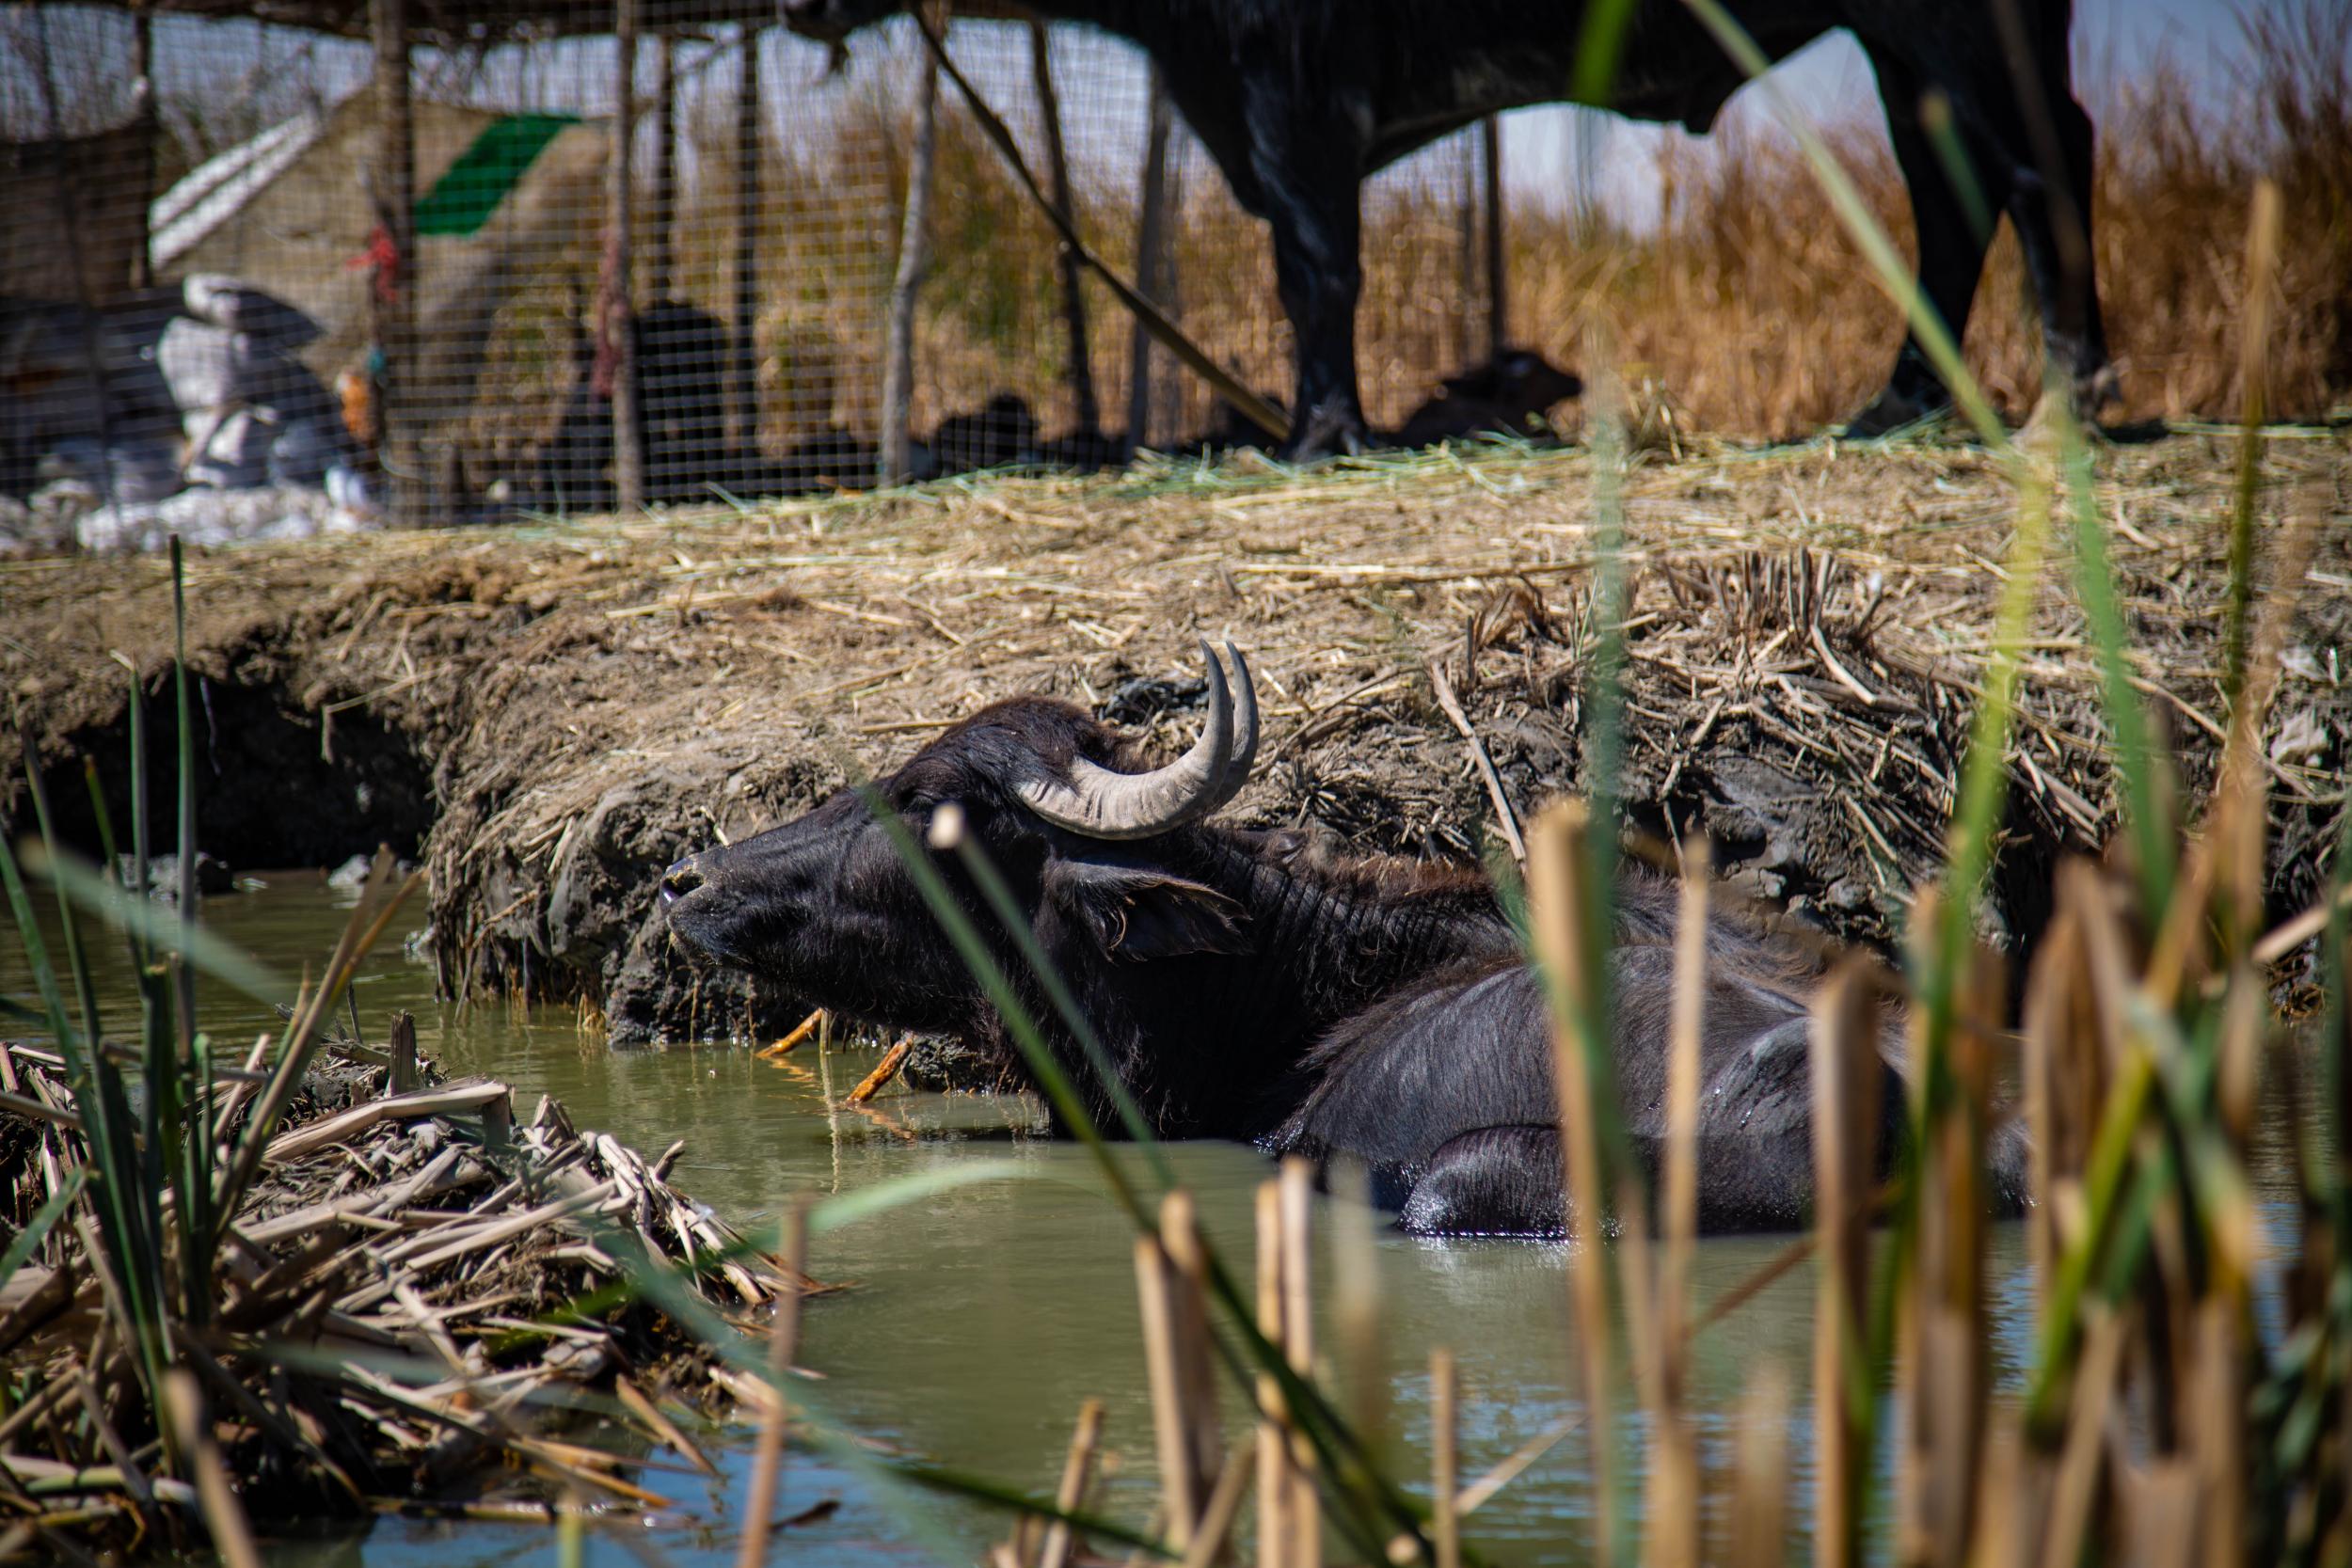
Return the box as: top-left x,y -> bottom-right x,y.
1393,349 -> 1584,448
930,392 -> 1040,475
783,0 -> 2112,458
661,644 -> 2024,1234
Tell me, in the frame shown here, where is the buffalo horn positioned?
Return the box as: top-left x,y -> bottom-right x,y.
1017,641 -> 1234,839
1201,641 -> 1258,814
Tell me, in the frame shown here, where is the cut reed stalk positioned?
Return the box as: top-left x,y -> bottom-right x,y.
1809,958 -> 1881,1568
1328,1160 -> 1389,1465
734,1200 -> 807,1568
1279,1157 -> 1321,1568
1178,1449 -> 1256,1568
1255,1178 -> 1291,1568
161,1370 -> 262,1568
1643,838 -> 1708,1568
1526,800 -> 1619,1568
1899,935 -> 1994,1568
1429,1348 -> 1460,1568
1728,1367 -> 1791,1568
2225,179 -> 2283,707
1136,1198 -> 1212,1552
1036,1398 -> 1104,1568
758,1007 -> 827,1059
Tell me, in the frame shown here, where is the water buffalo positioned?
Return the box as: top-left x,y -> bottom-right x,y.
1394,349 -> 1584,448
783,0 -> 2112,458
662,645 -> 2024,1234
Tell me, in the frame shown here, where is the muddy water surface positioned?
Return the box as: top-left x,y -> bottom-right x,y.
8,878 -> 2050,1566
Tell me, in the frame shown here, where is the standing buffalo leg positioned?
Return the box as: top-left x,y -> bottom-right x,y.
1243,85 -> 1371,459
1851,53 -> 2015,435
1854,17 -> 2114,433
1988,31 -> 2115,416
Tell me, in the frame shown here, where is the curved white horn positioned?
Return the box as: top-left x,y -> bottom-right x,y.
1200,642 -> 1258,814
1016,641 -> 1233,839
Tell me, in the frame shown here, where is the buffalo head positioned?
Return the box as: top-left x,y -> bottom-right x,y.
660,643 -> 1261,1032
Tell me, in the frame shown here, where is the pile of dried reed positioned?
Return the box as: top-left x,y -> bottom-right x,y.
0,1016 -> 807,1556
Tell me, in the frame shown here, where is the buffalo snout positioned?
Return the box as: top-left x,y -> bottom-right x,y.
660,855 -> 705,906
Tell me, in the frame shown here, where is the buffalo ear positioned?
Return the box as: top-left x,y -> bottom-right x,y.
1045,859 -> 1252,960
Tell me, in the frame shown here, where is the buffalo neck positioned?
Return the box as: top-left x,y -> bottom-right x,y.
1042,827 -> 1518,1141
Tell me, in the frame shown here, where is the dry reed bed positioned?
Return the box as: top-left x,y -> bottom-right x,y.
0,1020 -> 809,1551
1,432 -> 2345,1040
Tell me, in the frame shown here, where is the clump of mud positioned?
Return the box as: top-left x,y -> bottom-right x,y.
3,436 -> 2344,1043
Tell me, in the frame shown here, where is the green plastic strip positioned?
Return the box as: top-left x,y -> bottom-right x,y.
412,112 -> 579,238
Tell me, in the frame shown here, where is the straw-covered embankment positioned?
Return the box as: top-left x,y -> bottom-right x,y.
4,432 -> 2346,1042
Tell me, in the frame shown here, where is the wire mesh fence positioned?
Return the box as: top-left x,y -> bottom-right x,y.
1,1 -> 1537,544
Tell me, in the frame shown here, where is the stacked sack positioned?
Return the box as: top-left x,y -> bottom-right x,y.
157,276 -> 364,493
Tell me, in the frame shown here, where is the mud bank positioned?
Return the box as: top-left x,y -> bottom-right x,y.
4,434 -> 2345,1042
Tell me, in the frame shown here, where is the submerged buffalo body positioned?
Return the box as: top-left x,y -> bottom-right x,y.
784,0 -> 2111,457
663,647 -> 2021,1234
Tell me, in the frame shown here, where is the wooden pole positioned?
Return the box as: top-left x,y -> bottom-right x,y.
132,0 -> 156,291
652,29 -> 677,303
732,19 -> 763,454
1028,20 -> 1097,436
370,0 -> 421,522
607,0 -> 644,511
1124,68 -> 1172,456
880,30 -> 940,483
1481,116 -> 1506,358
1456,134 -> 1478,365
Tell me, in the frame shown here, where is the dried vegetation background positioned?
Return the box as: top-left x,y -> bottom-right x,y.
465,1 -> 2352,457
4,433 -> 2345,1041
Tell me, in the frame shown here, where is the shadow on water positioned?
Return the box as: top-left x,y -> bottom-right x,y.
4,876 -> 2315,1566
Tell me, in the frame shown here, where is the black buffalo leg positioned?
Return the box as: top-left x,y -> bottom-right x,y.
1851,52 -> 2013,435
1243,86 -> 1371,460
1992,29 -> 2116,416
1858,20 -> 2115,432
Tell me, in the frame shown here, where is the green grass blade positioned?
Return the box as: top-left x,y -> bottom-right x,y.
1917,90 -> 1995,245
17,746 -> 103,1055
2052,405 -> 2176,923
210,865 -> 421,1238
71,761 -> 211,1320
1578,387 -> 1636,1195
0,832 -> 85,1085
862,794 -> 1432,1560
171,536 -> 198,1041
2,816 -> 174,1408
805,1160 -> 1041,1236
2320,807 -> 2352,1207
25,846 -> 290,1004
859,789 -> 1153,1231
1570,0 -> 1639,106
951,834 -> 1177,1184
80,759 -> 139,964
115,653 -> 153,921
1921,477 -> 2053,1052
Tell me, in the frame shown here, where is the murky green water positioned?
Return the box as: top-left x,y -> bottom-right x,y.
0,877 -> 2095,1566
